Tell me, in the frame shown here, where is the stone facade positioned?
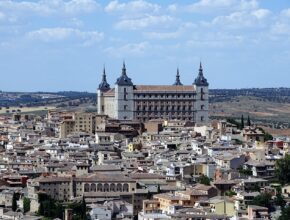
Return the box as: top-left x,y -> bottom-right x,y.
97,62 -> 209,125
29,173 -> 137,202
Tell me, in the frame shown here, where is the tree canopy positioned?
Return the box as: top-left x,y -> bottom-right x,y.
198,174 -> 211,186
12,193 -> 17,212
23,197 -> 31,213
275,155 -> 290,185
250,193 -> 272,210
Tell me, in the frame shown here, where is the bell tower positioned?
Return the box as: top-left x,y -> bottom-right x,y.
193,62 -> 209,125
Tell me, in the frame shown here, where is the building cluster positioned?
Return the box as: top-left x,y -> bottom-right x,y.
0,64 -> 288,219
0,107 -> 289,220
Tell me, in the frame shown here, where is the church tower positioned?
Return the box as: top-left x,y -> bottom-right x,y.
97,67 -> 110,114
193,62 -> 209,125
114,62 -> 134,120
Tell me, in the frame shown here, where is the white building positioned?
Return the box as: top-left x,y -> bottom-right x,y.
97,62 -> 209,125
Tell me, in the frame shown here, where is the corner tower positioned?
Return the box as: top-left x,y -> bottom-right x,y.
97,67 -> 110,114
193,62 -> 209,125
115,62 -> 134,120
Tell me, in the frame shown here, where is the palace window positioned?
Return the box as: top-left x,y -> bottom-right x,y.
124,88 -> 127,100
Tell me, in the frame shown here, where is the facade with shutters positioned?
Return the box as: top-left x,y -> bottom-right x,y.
97,62 -> 209,125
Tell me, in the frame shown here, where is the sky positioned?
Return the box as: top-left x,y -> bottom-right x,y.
0,0 -> 290,92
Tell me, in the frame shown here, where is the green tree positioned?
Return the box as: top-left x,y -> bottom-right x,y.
81,196 -> 86,220
279,206 -> 290,220
253,184 -> 261,192
258,127 -> 273,141
238,167 -> 253,176
247,115 -> 251,126
198,174 -> 211,186
275,155 -> 290,185
250,193 -> 272,210
275,192 -> 286,208
225,190 -> 237,197
12,192 -> 17,211
264,132 -> 273,141
227,118 -> 241,128
37,193 -> 64,219
241,115 -> 244,129
23,197 -> 31,213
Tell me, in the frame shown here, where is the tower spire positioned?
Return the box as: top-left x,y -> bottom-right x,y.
173,67 -> 183,85
102,65 -> 107,80
116,61 -> 133,86
122,61 -> 126,76
98,66 -> 110,91
199,62 -> 203,76
193,61 -> 208,86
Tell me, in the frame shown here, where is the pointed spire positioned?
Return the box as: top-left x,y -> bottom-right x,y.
194,61 -> 209,86
122,61 -> 126,76
199,62 -> 203,76
102,65 -> 107,81
173,67 -> 183,85
116,61 -> 133,86
98,65 -> 110,91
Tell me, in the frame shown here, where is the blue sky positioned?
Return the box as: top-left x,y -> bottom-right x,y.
0,0 -> 290,92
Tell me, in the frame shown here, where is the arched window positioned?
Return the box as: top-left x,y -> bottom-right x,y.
91,183 -> 96,192
97,183 -> 103,192
110,184 -> 116,192
123,183 -> 129,192
84,183 -> 90,192
104,183 -> 109,192
117,183 -> 122,192
201,105 -> 205,110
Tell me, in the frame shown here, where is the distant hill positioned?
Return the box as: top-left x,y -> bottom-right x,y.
0,91 -> 96,107
1,88 -> 289,129
209,88 -> 290,129
210,88 -> 290,103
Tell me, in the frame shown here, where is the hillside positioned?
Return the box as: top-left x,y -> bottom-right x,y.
0,89 -> 289,129
209,88 -> 290,129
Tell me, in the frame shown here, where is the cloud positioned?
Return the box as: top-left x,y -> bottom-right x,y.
0,0 -> 99,16
26,27 -> 104,46
281,8 -> 290,18
0,12 -> 5,21
105,0 -> 160,13
252,9 -> 271,19
187,0 -> 235,12
115,15 -> 175,30
271,22 -> 290,36
104,42 -> 149,57
143,31 -> 180,40
186,33 -> 244,48
143,22 -> 196,40
63,0 -> 99,14
170,0 -> 258,14
209,8 -> 271,29
167,4 -> 177,13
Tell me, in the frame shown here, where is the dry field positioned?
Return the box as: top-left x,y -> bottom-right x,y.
210,96 -> 290,124
0,106 -> 56,115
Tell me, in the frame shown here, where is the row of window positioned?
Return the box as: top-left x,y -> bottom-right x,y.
136,106 -> 193,111
135,94 -> 195,99
135,105 -> 205,111
137,117 -> 193,121
136,101 -> 194,105
84,183 -> 130,192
